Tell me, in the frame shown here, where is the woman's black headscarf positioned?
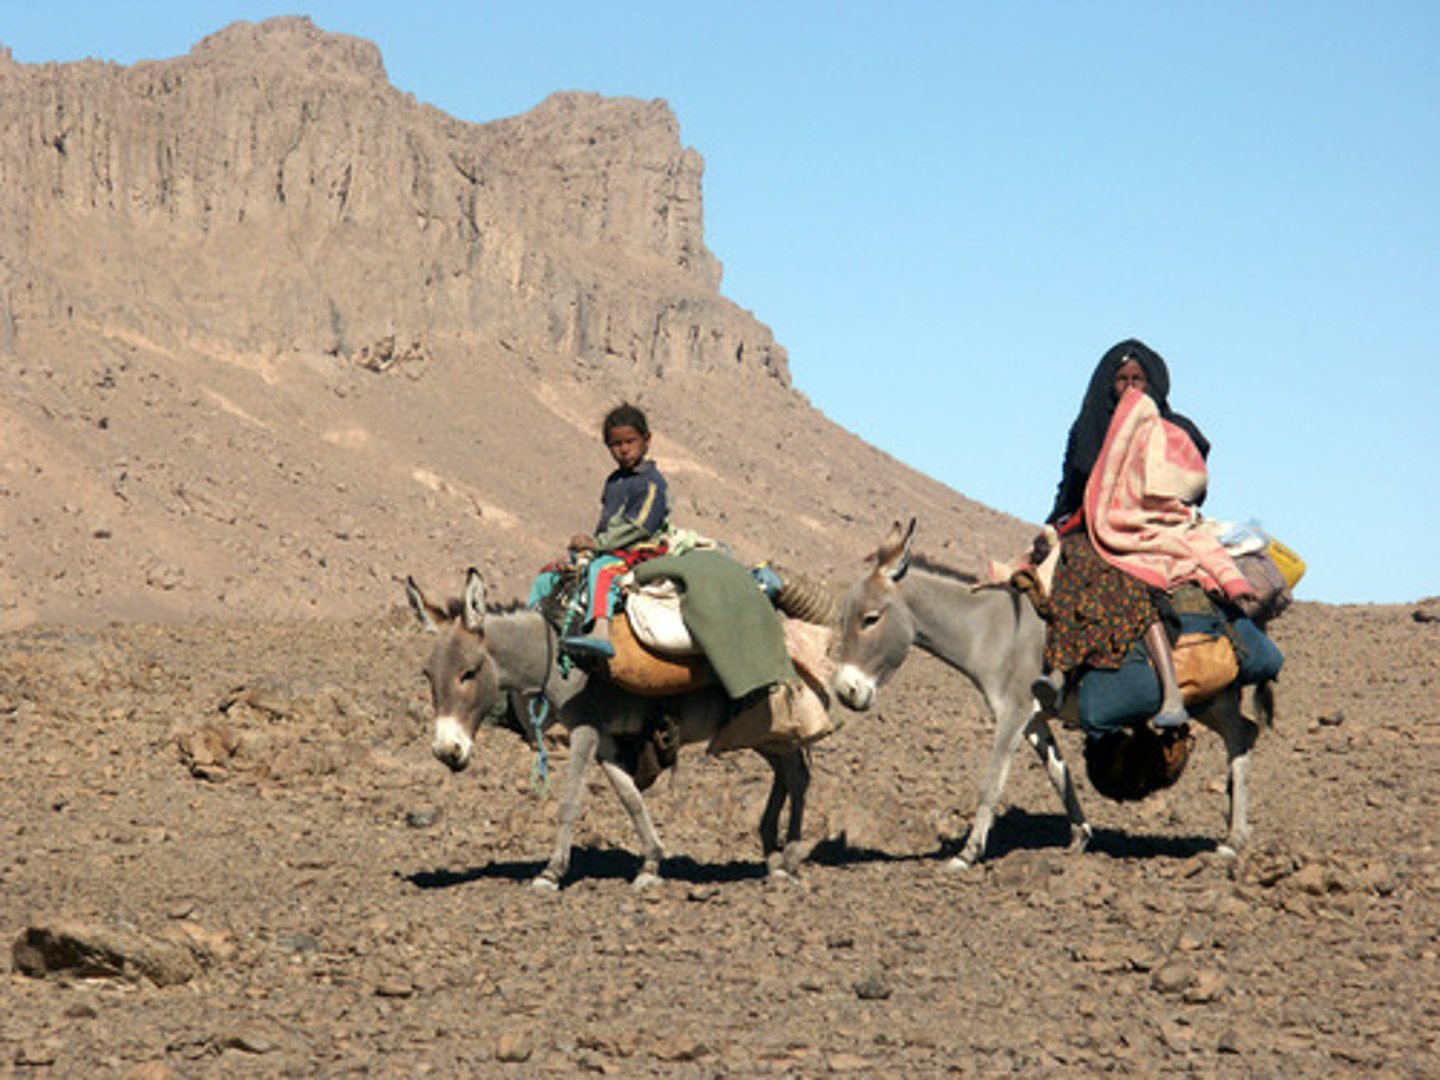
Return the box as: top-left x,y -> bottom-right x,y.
1046,339 -> 1210,525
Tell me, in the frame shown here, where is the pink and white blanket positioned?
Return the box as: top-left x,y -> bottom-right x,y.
1083,388 -> 1251,600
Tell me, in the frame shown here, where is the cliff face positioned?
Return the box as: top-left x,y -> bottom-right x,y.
0,18 -> 1026,628
0,17 -> 783,381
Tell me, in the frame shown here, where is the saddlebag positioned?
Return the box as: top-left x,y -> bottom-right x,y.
607,612 -> 714,697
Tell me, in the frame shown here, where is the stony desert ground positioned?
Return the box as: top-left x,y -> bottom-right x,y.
2,594 -> 1437,1078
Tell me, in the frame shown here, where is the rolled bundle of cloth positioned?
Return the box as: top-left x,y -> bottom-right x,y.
632,549 -> 797,701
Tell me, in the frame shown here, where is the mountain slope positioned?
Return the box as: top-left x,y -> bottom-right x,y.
0,17 -> 1030,628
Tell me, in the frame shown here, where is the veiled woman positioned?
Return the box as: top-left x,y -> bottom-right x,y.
1035,339 -> 1259,728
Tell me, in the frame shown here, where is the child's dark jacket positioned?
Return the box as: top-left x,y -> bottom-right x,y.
594,460 -> 669,552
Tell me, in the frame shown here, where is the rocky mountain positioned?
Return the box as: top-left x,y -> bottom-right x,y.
0,16 -> 1030,628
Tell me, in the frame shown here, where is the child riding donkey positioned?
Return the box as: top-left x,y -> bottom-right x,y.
530,403 -> 672,662
528,402 -> 833,755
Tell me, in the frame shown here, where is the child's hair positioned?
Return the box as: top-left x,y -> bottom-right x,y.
602,402 -> 650,438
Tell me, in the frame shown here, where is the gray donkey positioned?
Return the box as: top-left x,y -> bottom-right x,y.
405,568 -> 811,890
834,519 -> 1269,868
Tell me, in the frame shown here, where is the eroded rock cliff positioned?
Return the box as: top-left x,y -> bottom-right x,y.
0,16 -> 785,381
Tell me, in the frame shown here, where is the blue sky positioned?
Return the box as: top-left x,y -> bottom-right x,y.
6,2 -> 1437,603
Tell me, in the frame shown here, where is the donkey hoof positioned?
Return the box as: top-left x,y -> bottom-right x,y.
531,872 -> 562,892
943,854 -> 976,873
632,870 -> 664,891
765,851 -> 801,882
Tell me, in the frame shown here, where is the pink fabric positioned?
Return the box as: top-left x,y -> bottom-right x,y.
1083,389 -> 1252,599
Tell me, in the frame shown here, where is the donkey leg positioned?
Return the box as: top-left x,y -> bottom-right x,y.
756,751 -> 787,871
951,702 -> 1032,870
1023,715 -> 1092,854
535,723 -> 600,891
780,750 -> 811,877
1252,680 -> 1276,729
1213,694 -> 1259,859
596,747 -> 667,889
758,749 -> 810,879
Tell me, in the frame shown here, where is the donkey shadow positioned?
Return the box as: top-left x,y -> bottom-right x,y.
807,807 -> 1218,868
405,846 -> 776,891
403,809 -> 1218,891
803,807 -> 1217,870
957,806 -> 1218,863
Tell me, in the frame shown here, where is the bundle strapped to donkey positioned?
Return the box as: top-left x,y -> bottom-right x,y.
990,518 -> 1298,804
532,549 -> 840,767
1039,540 -> 1294,802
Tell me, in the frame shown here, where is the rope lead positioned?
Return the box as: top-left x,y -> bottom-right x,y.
528,693 -> 552,795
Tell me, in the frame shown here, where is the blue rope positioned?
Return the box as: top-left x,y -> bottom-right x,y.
524,560 -> 589,793
527,693 -> 552,795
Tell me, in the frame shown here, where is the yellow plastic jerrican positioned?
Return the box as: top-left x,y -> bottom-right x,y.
1266,538 -> 1306,589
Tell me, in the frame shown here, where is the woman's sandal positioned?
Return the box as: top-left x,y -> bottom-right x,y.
1151,707 -> 1191,730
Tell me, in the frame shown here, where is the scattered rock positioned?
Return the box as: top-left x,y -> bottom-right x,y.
651,1034 -> 707,1062
1157,1019 -> 1193,1053
854,972 -> 893,1000
1150,959 -> 1194,996
496,1031 -> 534,1063
219,1023 -> 289,1055
176,722 -> 240,779
175,922 -> 239,965
1354,859 -> 1398,896
1290,862 -> 1332,895
13,921 -> 205,987
1182,967 -> 1228,1003
277,932 -> 322,954
14,1039 -> 63,1067
120,1064 -> 180,1080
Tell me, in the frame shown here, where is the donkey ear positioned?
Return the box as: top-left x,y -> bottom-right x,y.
877,518 -> 916,581
405,575 -> 442,633
894,517 -> 916,580
462,567 -> 487,633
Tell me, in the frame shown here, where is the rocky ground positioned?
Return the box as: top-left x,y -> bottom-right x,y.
2,598 -> 1438,1078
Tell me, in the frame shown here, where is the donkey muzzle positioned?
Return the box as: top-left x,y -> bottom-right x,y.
833,664 -> 877,711
432,714 -> 474,772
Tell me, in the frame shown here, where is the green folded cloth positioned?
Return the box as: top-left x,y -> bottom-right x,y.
632,550 -> 795,700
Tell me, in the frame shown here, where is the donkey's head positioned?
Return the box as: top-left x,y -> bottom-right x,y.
835,518 -> 918,711
405,568 -> 501,772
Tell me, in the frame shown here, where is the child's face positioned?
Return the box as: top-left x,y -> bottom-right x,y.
605,425 -> 649,471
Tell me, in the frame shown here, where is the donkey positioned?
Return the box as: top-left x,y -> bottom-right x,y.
834,519 -> 1267,869
405,568 -> 811,890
